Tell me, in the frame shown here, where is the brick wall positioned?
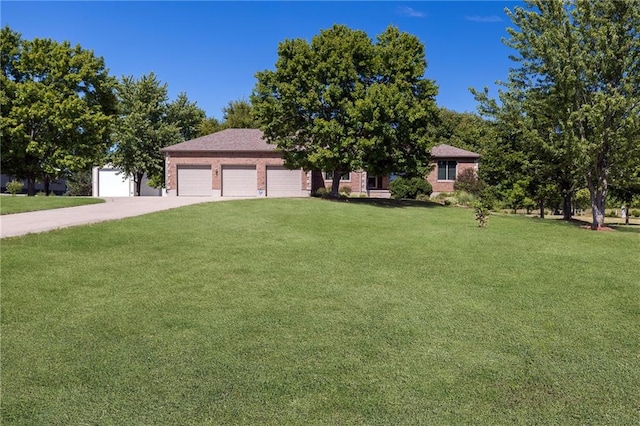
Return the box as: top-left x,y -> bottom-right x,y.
427,159 -> 478,194
165,151 -> 309,195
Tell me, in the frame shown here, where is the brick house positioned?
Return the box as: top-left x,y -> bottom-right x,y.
427,144 -> 480,195
161,129 -> 479,198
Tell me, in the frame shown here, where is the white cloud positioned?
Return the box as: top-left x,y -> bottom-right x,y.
465,15 -> 503,23
397,6 -> 425,18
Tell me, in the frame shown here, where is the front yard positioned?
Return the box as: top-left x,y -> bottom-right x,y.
0,196 -> 104,215
1,198 -> 638,424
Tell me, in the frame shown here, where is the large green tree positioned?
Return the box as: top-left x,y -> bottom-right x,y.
111,73 -> 183,195
0,26 -> 117,195
252,24 -> 439,195
166,92 -> 206,141
222,98 -> 260,129
478,0 -> 640,229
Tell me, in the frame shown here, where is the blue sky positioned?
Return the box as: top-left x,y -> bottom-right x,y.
2,1 -> 522,120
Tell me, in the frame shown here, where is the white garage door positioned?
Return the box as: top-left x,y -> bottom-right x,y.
177,166 -> 212,196
222,166 -> 256,197
266,166 -> 302,197
98,169 -> 131,197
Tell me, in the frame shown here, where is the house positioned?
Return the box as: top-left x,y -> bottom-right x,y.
427,144 -> 480,195
92,165 -> 161,197
160,129 -> 479,198
161,129 -> 310,197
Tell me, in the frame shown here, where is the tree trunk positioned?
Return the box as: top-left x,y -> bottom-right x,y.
330,170 -> 341,197
43,177 -> 50,195
539,200 -> 545,219
135,173 -> 143,196
27,175 -> 36,196
562,191 -> 573,220
588,181 -> 606,230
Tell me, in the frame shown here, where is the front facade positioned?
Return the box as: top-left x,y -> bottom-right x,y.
161,130 -> 479,198
426,144 -> 480,194
162,129 -> 310,198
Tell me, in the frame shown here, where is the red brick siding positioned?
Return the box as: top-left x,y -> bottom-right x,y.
427,159 -> 478,193
165,152 -> 308,193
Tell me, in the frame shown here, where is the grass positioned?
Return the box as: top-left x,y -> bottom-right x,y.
0,196 -> 104,215
2,198 -> 639,424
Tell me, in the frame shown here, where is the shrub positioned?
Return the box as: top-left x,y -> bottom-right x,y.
473,200 -> 490,228
314,187 -> 330,198
339,185 -> 352,196
389,177 -> 432,200
454,168 -> 483,196
67,169 -> 93,196
5,180 -> 24,196
455,191 -> 476,207
416,194 -> 430,202
631,209 -> 640,218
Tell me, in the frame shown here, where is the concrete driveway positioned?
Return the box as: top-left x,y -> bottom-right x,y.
1,197 -> 223,238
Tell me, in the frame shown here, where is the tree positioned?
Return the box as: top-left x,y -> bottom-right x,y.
0,26 -> 117,195
433,108 -> 495,154
166,92 -> 206,141
222,98 -> 260,129
197,117 -> 223,137
489,0 -> 640,229
252,24 -> 439,195
111,73 -> 182,195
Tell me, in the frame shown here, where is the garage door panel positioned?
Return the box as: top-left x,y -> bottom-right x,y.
222,166 -> 256,197
178,166 -> 212,196
99,169 -> 131,197
266,166 -> 302,197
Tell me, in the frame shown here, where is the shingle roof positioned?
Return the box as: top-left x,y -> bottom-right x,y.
430,144 -> 480,159
161,128 -> 275,152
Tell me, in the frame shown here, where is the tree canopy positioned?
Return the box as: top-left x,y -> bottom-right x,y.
111,73 -> 184,195
474,0 -> 640,228
252,24 -> 439,195
0,26 -> 117,195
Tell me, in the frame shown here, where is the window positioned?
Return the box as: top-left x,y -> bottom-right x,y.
367,176 -> 382,189
437,160 -> 457,181
324,171 -> 350,181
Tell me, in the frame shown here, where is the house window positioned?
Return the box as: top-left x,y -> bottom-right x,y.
367,176 -> 382,189
437,160 -> 457,181
324,171 -> 350,181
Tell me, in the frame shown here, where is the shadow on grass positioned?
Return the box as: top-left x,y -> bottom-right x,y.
608,224 -> 640,234
525,215 -> 640,233
323,197 -> 443,209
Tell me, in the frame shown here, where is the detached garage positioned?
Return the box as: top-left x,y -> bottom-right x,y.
161,128 -> 310,198
92,165 -> 161,197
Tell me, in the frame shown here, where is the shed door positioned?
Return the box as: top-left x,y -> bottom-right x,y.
98,168 -> 131,197
222,166 -> 257,197
266,166 -> 302,197
177,166 -> 212,196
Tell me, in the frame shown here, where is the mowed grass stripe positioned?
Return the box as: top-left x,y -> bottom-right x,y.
2,198 -> 639,424
0,196 -> 104,215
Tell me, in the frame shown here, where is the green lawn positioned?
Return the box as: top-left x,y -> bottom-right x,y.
2,198 -> 638,424
0,196 -> 104,215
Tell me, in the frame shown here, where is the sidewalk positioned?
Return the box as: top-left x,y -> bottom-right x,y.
1,197 -> 218,238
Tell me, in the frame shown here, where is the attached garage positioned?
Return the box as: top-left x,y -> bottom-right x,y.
161,129 -> 311,198
222,165 -> 257,197
177,165 -> 212,196
266,166 -> 302,197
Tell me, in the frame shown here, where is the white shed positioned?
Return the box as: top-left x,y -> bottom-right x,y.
92,166 -> 161,197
